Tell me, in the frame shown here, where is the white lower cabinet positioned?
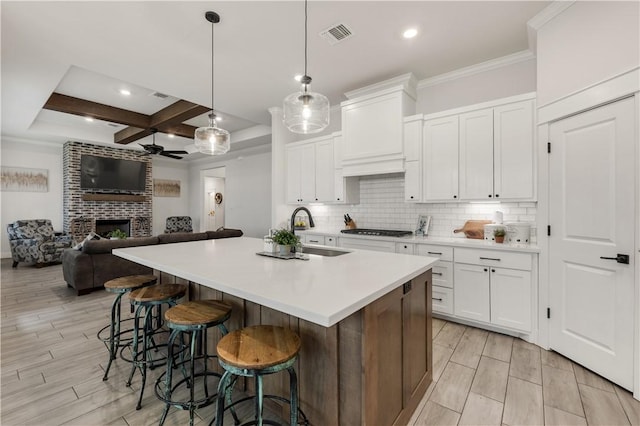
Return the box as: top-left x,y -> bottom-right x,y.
304,235 -> 325,245
432,286 -> 453,315
454,248 -> 533,332
395,242 -> 414,254
325,236 -> 337,247
415,244 -> 454,314
339,237 -> 395,253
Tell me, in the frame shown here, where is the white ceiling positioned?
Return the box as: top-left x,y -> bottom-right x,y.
1,1 -> 550,159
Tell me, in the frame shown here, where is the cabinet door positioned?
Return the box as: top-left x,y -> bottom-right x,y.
315,139 -> 334,202
304,235 -> 325,245
423,116 -> 459,201
431,260 -> 453,289
402,275 -> 428,408
325,236 -> 337,247
299,144 -> 316,202
459,108 -> 494,200
404,161 -> 421,202
494,100 -> 534,200
404,118 -> 422,162
286,145 -> 303,203
395,242 -> 415,254
454,263 -> 490,322
490,267 -> 531,332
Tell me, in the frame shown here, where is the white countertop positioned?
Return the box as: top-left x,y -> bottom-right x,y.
113,237 -> 437,328
297,228 -> 540,253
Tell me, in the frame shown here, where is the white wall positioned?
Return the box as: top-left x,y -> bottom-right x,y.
1,138 -> 64,258
190,147 -> 272,238
536,1 -> 640,106
416,58 -> 537,115
151,158 -> 190,234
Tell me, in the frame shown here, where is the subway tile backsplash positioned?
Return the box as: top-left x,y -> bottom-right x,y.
308,173 -> 537,242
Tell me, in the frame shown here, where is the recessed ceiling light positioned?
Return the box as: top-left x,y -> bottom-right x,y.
85,117 -> 94,122
119,89 -> 131,96
403,28 -> 418,39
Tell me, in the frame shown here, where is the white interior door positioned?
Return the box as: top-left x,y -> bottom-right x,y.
549,97 -> 635,390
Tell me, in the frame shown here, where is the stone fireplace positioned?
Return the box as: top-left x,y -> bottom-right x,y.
63,141 -> 153,242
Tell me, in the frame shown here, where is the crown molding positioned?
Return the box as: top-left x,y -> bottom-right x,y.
527,1 -> 576,53
417,50 -> 535,90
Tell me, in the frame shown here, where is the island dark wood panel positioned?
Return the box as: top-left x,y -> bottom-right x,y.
158,269 -> 432,425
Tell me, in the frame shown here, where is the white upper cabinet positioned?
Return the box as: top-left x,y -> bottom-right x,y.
286,143 -> 316,204
403,116 -> 422,202
315,138 -> 335,202
459,108 -> 494,200
423,116 -> 460,202
340,74 -> 416,177
493,100 -> 534,200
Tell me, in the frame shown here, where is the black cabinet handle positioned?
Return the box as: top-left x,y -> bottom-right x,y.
488,194 -> 492,198
600,254 -> 629,264
453,195 -> 457,199
480,257 -> 501,261
432,297 -> 443,302
427,251 -> 442,255
336,198 -> 340,201
484,268 -> 488,272
432,272 -> 443,276
495,194 -> 500,198
491,269 -> 496,273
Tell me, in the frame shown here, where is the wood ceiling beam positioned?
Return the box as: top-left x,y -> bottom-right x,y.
114,100 -> 210,144
43,93 -> 149,128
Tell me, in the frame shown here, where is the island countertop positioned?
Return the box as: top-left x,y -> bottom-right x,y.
113,236 -> 437,327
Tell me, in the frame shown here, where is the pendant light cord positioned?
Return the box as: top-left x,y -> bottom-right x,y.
304,0 -> 308,93
211,19 -> 215,117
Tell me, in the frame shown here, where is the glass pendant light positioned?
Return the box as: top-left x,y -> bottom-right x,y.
195,11 -> 230,155
283,0 -> 329,134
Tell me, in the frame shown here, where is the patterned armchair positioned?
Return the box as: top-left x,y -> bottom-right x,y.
7,219 -> 73,267
164,216 -> 193,233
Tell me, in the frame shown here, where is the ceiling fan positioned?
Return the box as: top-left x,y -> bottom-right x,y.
139,129 -> 188,160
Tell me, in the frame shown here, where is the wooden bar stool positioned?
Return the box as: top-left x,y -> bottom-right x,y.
213,325 -> 307,426
155,300 -> 233,426
98,274 -> 158,381
125,283 -> 187,410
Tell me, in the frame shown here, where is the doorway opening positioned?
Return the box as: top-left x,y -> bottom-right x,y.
202,167 -> 226,232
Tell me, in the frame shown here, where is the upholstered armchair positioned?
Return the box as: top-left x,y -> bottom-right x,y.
7,219 -> 73,267
164,216 -> 193,233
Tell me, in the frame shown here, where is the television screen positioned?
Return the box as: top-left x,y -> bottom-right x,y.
80,155 -> 147,192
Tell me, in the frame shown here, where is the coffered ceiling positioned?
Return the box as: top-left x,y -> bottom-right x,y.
1,1 -> 550,159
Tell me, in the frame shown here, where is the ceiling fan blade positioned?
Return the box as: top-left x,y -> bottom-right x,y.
160,152 -> 183,160
163,150 -> 189,155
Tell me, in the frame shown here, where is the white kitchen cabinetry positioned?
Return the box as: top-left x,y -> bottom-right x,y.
395,242 -> 414,255
314,139 -> 335,202
332,133 -> 359,204
286,143 -> 315,203
324,236 -> 337,247
454,248 -> 532,332
459,99 -> 535,201
423,116 -> 460,201
303,235 -> 325,245
339,237 -> 395,253
416,245 -> 454,314
341,74 -> 416,177
403,116 -> 422,202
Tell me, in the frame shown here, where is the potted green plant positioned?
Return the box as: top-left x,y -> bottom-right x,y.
271,229 -> 300,255
493,228 -> 506,243
107,229 -> 127,240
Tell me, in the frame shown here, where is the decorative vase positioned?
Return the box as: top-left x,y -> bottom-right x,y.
495,236 -> 505,244
278,244 -> 292,255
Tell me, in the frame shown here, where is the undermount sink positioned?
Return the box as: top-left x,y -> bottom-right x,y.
301,246 -> 350,257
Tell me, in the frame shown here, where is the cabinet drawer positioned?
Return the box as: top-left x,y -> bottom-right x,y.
432,261 -> 453,289
339,237 -> 395,253
415,244 -> 454,262
432,286 -> 453,314
325,236 -> 337,247
304,235 -> 325,245
395,242 -> 415,254
455,247 -> 532,271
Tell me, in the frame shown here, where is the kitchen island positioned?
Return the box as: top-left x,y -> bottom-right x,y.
114,237 -> 437,425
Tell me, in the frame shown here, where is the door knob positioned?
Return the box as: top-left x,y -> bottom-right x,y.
600,254 -> 630,264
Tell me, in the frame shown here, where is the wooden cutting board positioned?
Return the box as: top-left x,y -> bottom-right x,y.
453,220 -> 492,239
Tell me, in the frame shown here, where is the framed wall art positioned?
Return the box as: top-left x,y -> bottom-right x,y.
415,215 -> 432,237
1,166 -> 49,192
153,179 -> 181,197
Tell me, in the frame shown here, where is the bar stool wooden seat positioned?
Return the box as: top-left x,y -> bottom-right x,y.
213,325 -> 307,426
98,274 -> 157,381
125,283 -> 187,410
155,300 -> 233,426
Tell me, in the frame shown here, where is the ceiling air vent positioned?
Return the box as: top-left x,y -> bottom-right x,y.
319,23 -> 354,45
150,91 -> 169,99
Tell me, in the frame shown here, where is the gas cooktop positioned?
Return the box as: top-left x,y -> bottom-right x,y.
340,228 -> 414,237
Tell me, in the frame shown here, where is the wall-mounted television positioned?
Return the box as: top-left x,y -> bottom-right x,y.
80,154 -> 147,192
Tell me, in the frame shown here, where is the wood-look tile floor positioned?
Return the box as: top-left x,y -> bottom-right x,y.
1,259 -> 639,425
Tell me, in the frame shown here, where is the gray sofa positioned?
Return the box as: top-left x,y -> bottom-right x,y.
62,229 -> 243,295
